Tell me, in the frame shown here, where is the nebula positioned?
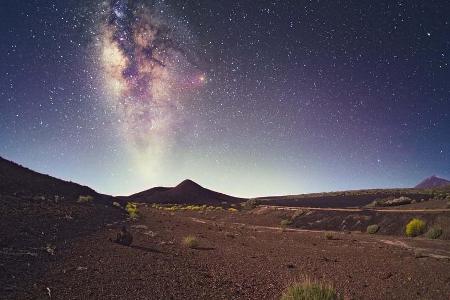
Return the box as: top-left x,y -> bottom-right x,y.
98,0 -> 202,149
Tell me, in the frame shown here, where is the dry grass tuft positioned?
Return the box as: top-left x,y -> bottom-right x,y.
325,232 -> 334,240
425,227 -> 442,239
77,195 -> 94,203
280,278 -> 341,300
182,235 -> 199,249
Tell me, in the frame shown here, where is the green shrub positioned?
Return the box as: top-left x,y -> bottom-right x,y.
291,209 -> 305,220
126,202 -> 138,219
280,279 -> 341,300
425,227 -> 442,239
182,235 -> 199,248
366,224 -> 380,234
241,199 -> 260,210
280,219 -> 293,228
405,218 -> 426,237
367,198 -> 389,207
77,195 -> 94,203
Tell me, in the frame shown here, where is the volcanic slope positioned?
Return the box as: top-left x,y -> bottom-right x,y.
415,175 -> 450,189
126,179 -> 245,205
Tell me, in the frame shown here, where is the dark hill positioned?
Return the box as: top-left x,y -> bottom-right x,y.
415,175 -> 450,189
0,156 -> 113,203
126,179 -> 246,205
0,157 -> 123,299
256,189 -> 434,208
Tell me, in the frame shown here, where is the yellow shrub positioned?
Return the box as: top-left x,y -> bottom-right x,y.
405,218 -> 426,237
126,202 -> 138,219
77,195 -> 94,203
228,207 -> 238,212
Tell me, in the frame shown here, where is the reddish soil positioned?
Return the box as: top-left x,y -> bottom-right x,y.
1,158 -> 449,299
0,194 -> 124,299
4,206 -> 450,300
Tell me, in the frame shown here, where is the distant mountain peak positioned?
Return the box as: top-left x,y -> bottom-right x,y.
127,179 -> 245,205
415,175 -> 450,189
176,179 -> 201,187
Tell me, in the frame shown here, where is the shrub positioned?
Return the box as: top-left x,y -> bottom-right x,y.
77,195 -> 94,203
325,232 -> 333,240
126,202 -> 138,219
366,224 -> 380,234
151,204 -> 224,211
228,207 -> 238,212
425,227 -> 442,239
242,199 -> 260,210
405,218 -> 426,237
182,235 -> 199,248
280,279 -> 341,300
280,219 -> 293,228
291,209 -> 305,220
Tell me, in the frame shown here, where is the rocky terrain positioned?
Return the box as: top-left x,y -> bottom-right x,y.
7,206 -> 450,299
1,157 -> 450,299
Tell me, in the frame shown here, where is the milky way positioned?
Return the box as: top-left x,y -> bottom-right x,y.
1,0 -> 449,197
98,0 -> 203,149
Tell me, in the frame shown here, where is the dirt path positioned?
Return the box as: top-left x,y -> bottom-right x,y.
191,217 -> 336,234
261,205 -> 450,213
190,216 -> 450,261
378,239 -> 450,260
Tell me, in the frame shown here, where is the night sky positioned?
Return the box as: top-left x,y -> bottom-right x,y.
1,0 -> 449,197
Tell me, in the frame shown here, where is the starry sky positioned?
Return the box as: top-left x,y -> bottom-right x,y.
0,0 -> 449,197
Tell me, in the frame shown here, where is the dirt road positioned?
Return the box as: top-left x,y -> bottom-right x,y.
260,205 -> 450,213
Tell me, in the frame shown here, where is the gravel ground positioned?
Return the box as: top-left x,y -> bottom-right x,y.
5,206 -> 450,300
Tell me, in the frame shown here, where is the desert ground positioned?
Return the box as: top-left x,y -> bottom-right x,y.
2,200 -> 450,300
1,157 -> 450,299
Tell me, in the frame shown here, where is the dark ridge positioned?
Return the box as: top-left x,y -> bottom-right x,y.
0,157 -> 123,299
0,156 -> 113,203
